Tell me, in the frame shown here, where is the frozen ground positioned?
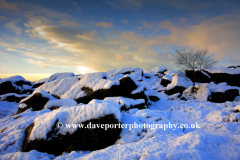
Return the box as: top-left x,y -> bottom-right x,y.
0,67 -> 240,160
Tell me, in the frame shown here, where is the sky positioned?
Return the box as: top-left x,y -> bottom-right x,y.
0,0 -> 240,81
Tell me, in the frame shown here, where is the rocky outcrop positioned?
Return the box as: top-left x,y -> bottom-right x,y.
75,77 -> 148,105
22,103 -> 122,155
17,90 -> 56,114
185,70 -> 211,83
203,69 -> 240,87
0,81 -> 19,95
160,79 -> 171,87
209,89 -> 239,103
32,82 -> 45,89
165,86 -> 187,96
1,93 -> 28,103
148,95 -> 160,102
23,114 -> 121,156
0,76 -> 33,95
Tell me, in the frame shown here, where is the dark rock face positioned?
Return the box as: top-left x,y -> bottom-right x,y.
158,69 -> 167,74
209,89 -> 239,103
17,93 -> 50,114
120,103 -> 146,111
15,80 -> 32,86
228,66 -> 237,68
22,114 -> 122,156
148,96 -> 160,102
32,82 -> 45,89
165,86 -> 186,96
203,70 -> 240,87
0,81 -> 18,95
1,94 -> 28,103
161,79 -> 171,87
185,70 -> 211,83
75,77 -> 148,105
0,81 -> 33,95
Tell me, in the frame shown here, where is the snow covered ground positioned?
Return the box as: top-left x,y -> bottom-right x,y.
0,67 -> 240,160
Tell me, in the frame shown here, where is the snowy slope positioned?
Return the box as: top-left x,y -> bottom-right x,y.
0,66 -> 240,160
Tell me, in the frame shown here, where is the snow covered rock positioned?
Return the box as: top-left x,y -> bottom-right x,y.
106,67 -> 143,77
160,75 -> 172,87
148,95 -> 160,102
46,72 -> 75,82
182,84 -> 211,102
185,70 -> 211,83
17,90 -> 56,114
0,93 -> 28,103
165,74 -> 193,95
209,89 -> 239,103
144,66 -> 167,74
75,75 -> 148,104
233,105 -> 240,112
0,75 -> 33,95
22,103 -> 122,155
44,99 -> 78,110
32,78 -> 48,88
89,97 -> 146,111
234,96 -> 240,102
34,72 -> 148,105
203,67 -> 240,87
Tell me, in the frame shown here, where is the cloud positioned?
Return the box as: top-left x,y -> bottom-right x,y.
24,11 -> 34,18
0,0 -> 19,11
3,13 -> 240,73
5,20 -> 22,35
72,1 -> 81,13
137,21 -> 153,29
76,31 -> 97,41
24,16 -> 53,38
57,19 -> 77,26
96,22 -> 112,28
156,14 -> 240,62
0,16 -> 6,20
121,19 -> 127,24
76,66 -> 96,74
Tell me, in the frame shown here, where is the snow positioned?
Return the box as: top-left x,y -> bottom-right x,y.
19,103 -> 27,109
106,67 -> 143,77
204,67 -> 240,74
33,78 -> 48,85
164,70 -> 183,76
1,93 -> 29,101
0,75 -> 33,92
166,74 -> 193,90
233,105 -> 240,112
89,97 -> 145,110
44,99 -> 78,109
208,83 -> 239,93
0,101 -> 19,118
234,96 -> 240,102
0,75 -> 26,84
36,76 -> 79,99
162,75 -> 172,81
182,84 -> 211,102
79,72 -> 119,91
20,90 -> 56,104
34,72 -> 120,100
144,66 -> 167,74
1,66 -> 240,160
46,72 -> 75,82
29,102 -> 121,140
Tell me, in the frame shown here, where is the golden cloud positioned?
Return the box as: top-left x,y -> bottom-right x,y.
96,22 -> 112,28
57,19 -> 77,26
5,20 -> 22,35
0,0 -> 19,11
